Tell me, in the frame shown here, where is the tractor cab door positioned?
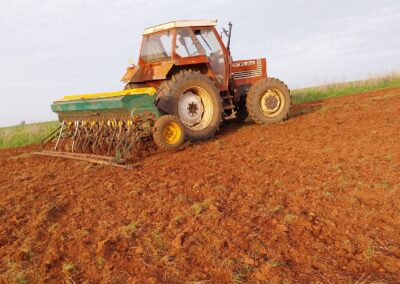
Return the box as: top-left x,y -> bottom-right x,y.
194,28 -> 227,87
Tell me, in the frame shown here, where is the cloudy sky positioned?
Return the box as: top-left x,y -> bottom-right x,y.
0,0 -> 399,127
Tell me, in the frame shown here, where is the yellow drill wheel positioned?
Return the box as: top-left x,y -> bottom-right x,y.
153,115 -> 185,150
162,121 -> 182,145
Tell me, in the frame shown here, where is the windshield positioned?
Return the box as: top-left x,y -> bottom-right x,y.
141,31 -> 172,62
195,29 -> 223,56
195,28 -> 226,84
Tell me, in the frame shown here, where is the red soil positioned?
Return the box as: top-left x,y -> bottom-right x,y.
1,88 -> 400,283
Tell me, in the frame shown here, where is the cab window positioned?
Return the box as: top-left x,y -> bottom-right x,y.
195,29 -> 223,56
175,28 -> 201,57
141,30 -> 172,62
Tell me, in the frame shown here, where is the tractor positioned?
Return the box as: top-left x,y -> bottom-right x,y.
38,20 -> 291,167
122,19 -> 291,139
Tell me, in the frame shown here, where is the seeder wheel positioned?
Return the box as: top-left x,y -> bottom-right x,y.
153,115 -> 185,151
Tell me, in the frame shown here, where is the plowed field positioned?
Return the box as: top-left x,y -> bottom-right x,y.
1,88 -> 400,283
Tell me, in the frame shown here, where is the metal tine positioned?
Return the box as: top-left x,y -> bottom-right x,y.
77,123 -> 85,152
97,121 -> 107,154
91,122 -> 104,154
123,120 -> 142,158
82,122 -> 95,153
77,122 -> 85,152
88,121 -> 98,152
99,122 -> 111,153
54,121 -> 65,150
71,121 -> 81,153
79,122 -> 89,152
115,120 -> 123,148
107,120 -> 118,155
58,122 -> 72,151
80,122 -> 88,152
115,121 -> 129,151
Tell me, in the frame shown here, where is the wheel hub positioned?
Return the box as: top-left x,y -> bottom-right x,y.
266,95 -> 278,109
163,122 -> 182,144
178,91 -> 204,126
260,89 -> 282,116
188,102 -> 199,116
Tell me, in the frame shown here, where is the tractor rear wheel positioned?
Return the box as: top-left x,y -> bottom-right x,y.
246,78 -> 291,124
156,70 -> 222,141
153,115 -> 185,151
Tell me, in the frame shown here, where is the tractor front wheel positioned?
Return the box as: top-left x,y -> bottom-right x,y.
246,78 -> 291,124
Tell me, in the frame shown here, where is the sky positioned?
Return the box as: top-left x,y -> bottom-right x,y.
0,0 -> 399,127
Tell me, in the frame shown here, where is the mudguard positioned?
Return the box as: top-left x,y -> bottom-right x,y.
121,62 -> 174,83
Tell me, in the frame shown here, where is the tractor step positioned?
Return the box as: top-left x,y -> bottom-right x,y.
222,93 -> 236,111
223,104 -> 235,110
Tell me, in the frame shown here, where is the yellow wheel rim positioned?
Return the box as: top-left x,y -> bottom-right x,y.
260,88 -> 285,117
163,122 -> 182,145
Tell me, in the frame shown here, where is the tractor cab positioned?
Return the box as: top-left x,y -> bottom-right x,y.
122,20 -> 229,90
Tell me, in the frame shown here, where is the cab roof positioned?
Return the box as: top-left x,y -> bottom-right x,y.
143,19 -> 217,35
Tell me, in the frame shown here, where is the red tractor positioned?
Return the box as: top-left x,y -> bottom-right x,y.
121,19 -> 291,141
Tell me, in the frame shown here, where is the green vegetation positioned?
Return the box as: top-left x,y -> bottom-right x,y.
0,121 -> 59,149
15,272 -> 29,284
123,221 -> 138,234
283,213 -> 297,223
292,73 -> 400,104
62,262 -> 76,273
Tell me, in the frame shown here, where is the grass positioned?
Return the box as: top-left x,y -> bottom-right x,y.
62,262 -> 75,273
191,199 -> 211,215
271,205 -> 284,214
15,272 -> 28,284
292,73 -> 400,104
283,214 -> 296,223
363,244 -> 376,259
0,121 -> 60,149
122,221 -> 138,235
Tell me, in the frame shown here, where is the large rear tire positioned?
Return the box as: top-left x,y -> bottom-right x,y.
246,78 -> 291,124
156,70 -> 222,141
